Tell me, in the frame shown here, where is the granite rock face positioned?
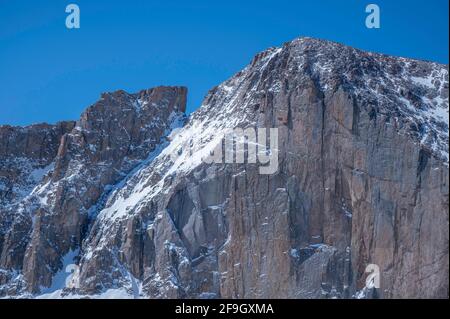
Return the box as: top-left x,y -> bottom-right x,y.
0,86 -> 187,295
0,122 -> 75,206
0,38 -> 448,299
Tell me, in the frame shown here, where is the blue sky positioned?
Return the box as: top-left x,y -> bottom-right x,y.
0,0 -> 448,126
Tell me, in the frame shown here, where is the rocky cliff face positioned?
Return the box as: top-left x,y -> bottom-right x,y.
0,38 -> 448,299
0,86 -> 187,295
0,122 -> 75,207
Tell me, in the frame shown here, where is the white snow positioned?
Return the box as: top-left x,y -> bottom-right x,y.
411,75 -> 435,89
28,162 -> 54,184
36,287 -> 135,299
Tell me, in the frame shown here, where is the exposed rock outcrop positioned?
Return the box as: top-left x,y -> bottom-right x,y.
0,86 -> 187,294
0,38 -> 448,299
0,122 -> 75,206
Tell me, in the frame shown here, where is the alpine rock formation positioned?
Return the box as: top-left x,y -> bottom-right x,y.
0,37 -> 448,299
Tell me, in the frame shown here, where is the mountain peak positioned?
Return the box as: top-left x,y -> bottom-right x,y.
222,37 -> 449,162
98,86 -> 187,113
0,39 -> 448,299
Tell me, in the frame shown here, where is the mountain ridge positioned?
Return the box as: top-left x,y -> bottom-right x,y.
0,37 -> 448,299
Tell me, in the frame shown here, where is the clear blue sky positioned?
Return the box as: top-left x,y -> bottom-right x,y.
0,0 -> 448,126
